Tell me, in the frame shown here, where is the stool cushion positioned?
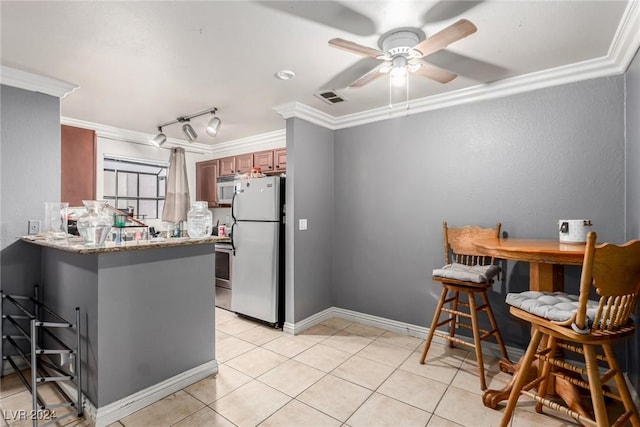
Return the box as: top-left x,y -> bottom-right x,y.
506,291 -> 599,323
432,263 -> 500,284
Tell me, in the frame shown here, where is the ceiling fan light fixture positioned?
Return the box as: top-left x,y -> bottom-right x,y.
182,122 -> 198,142
206,115 -> 222,136
390,56 -> 408,87
151,128 -> 167,147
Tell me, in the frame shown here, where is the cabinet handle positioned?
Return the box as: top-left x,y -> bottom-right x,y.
269,166 -> 272,169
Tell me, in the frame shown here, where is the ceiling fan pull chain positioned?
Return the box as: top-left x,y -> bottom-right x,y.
405,73 -> 410,111
388,76 -> 393,109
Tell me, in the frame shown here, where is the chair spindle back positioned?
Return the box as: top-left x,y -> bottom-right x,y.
576,231 -> 640,331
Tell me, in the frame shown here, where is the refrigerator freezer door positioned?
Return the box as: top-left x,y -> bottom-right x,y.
234,176 -> 280,221
231,221 -> 279,324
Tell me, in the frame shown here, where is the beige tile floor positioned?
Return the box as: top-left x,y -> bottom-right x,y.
0,308 -> 608,427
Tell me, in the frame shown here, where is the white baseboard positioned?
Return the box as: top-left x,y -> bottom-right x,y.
287,306 -> 525,365
77,359 -> 218,427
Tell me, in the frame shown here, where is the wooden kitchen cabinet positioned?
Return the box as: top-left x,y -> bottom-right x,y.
217,149 -> 285,176
236,153 -> 253,174
218,153 -> 254,176
254,150 -> 274,172
253,149 -> 287,173
218,156 -> 235,176
274,148 -> 287,172
61,124 -> 96,206
195,159 -> 219,207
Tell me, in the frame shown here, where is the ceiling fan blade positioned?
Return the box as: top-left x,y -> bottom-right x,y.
422,1 -> 483,24
423,50 -> 510,82
413,62 -> 457,84
329,38 -> 385,58
413,19 -> 477,58
349,63 -> 386,88
257,1 -> 376,36
320,57 -> 382,90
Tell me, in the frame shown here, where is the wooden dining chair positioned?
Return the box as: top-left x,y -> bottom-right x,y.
420,222 -> 509,390
500,231 -> 640,427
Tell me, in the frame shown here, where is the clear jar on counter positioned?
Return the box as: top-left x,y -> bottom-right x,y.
77,200 -> 112,246
187,201 -> 213,238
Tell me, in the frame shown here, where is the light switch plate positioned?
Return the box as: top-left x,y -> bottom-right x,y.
299,218 -> 307,231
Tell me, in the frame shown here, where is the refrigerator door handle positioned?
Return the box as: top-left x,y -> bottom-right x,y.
230,222 -> 237,255
231,185 -> 245,222
231,189 -> 237,222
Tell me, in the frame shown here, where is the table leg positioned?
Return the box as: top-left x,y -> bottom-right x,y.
482,263 -> 589,417
530,262 -> 564,293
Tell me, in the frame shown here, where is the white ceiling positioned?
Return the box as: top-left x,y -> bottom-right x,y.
0,1 -> 636,145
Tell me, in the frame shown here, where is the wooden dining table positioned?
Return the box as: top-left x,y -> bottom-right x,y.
472,238 -> 590,416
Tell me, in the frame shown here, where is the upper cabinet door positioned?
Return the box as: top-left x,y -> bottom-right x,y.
61,125 -> 96,206
219,156 -> 236,176
195,159 -> 218,207
253,150 -> 274,172
235,153 -> 254,174
274,149 -> 287,172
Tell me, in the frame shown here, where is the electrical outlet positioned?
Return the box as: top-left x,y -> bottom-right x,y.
28,220 -> 40,235
299,219 -> 307,231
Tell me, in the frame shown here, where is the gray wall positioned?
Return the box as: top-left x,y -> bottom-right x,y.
286,118 -> 334,323
625,48 -> 640,391
289,72 -> 637,386
41,245 -> 216,407
1,84 -> 61,367
333,76 -> 625,333
1,84 -> 61,292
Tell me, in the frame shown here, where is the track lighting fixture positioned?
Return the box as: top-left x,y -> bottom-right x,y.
151,127 -> 167,147
152,107 -> 220,145
206,110 -> 221,136
182,122 -> 198,142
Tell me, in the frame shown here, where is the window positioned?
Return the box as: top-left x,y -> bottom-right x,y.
103,156 -> 167,219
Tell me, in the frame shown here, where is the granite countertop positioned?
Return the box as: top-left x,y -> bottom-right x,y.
22,235 -> 231,254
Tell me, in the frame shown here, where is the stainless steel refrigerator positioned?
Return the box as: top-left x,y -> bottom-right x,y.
230,175 -> 285,326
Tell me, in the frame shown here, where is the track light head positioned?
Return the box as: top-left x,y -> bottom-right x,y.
206,115 -> 221,137
151,127 -> 167,147
182,122 -> 198,142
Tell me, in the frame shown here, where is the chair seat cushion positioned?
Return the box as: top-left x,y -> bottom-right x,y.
432,263 -> 501,284
506,291 -> 599,323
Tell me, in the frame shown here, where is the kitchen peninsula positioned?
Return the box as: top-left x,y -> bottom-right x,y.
21,235 -> 227,426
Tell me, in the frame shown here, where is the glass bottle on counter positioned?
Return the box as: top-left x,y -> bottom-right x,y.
77,200 -> 112,246
187,201 -> 213,238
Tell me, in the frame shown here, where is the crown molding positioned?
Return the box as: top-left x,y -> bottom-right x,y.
609,0 -> 640,72
0,65 -> 78,98
61,116 -> 286,157
274,0 -> 640,131
61,117 -> 213,154
209,129 -> 286,158
273,102 -> 337,130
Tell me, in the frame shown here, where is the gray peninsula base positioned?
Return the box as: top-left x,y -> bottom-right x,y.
37,241 -> 217,424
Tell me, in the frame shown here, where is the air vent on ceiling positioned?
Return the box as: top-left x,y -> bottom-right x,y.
314,90 -> 347,105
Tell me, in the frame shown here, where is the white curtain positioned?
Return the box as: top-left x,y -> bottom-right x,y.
162,147 -> 190,223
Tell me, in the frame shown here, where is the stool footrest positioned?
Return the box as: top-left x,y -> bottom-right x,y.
520,389 -> 598,427
441,307 -> 472,319
432,331 -> 476,349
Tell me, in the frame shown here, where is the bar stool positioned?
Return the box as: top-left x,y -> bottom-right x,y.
420,221 -> 509,390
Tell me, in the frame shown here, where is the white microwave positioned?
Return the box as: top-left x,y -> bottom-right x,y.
217,176 -> 237,205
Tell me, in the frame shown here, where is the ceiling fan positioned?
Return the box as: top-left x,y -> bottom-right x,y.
328,19 -> 477,88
